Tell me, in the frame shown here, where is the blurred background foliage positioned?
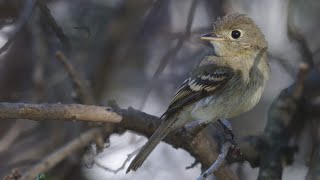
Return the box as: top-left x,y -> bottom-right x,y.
0,0 -> 319,179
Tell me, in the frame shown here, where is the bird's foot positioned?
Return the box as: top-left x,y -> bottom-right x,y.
216,119 -> 241,158
217,119 -> 234,142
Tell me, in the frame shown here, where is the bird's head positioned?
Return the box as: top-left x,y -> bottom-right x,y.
201,14 -> 267,57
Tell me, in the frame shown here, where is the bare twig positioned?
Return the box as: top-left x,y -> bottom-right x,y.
55,51 -> 94,104
91,0 -> 157,100
20,128 -> 103,180
0,103 -> 122,123
139,0 -> 199,110
36,0 -> 70,50
31,7 -> 47,102
197,142 -> 232,180
95,148 -> 140,174
0,0 -> 36,55
0,121 -> 28,153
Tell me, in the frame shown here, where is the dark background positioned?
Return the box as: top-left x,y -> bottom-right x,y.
0,0 -> 319,179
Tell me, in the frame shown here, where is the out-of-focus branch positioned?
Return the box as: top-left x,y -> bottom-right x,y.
139,0 -> 199,110
257,63 -> 310,180
3,168 -> 22,180
36,0 -> 70,51
287,0 -> 313,67
20,128 -> 103,180
0,121 -> 29,153
55,51 -> 95,104
0,0 -> 36,55
306,111 -> 320,180
257,2 -> 320,178
92,0 -> 156,100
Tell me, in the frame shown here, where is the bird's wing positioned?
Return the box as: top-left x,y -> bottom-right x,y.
162,65 -> 234,117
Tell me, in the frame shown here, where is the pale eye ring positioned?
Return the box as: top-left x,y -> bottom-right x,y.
231,30 -> 241,39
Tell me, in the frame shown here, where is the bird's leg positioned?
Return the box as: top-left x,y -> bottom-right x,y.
217,119 -> 242,159
197,119 -> 240,180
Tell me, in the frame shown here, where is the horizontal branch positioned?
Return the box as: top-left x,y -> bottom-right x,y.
0,103 -> 122,123
0,102 -> 239,179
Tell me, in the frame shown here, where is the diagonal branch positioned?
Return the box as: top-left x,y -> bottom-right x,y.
20,128 -> 103,180
287,0 -> 313,67
36,0 -> 70,51
139,0 -> 199,110
55,51 -> 95,104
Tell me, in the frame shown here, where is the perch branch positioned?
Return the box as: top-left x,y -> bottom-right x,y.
2,60 -> 319,178
0,103 -> 122,123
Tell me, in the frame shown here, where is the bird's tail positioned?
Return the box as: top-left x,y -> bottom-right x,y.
126,117 -> 176,173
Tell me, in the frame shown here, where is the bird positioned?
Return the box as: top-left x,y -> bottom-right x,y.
127,13 -> 270,173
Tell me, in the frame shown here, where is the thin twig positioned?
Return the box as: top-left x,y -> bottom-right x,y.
91,0 -> 159,100
20,128 -> 103,180
55,51 -> 94,104
95,148 -> 140,174
197,142 -> 232,180
0,0 -> 36,55
139,0 -> 199,110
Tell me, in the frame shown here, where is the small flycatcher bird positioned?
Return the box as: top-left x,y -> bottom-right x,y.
127,13 -> 270,173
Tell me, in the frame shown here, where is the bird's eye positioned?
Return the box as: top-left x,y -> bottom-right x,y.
231,30 -> 241,39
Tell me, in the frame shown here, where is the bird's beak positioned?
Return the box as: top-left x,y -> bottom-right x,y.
200,33 -> 225,41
